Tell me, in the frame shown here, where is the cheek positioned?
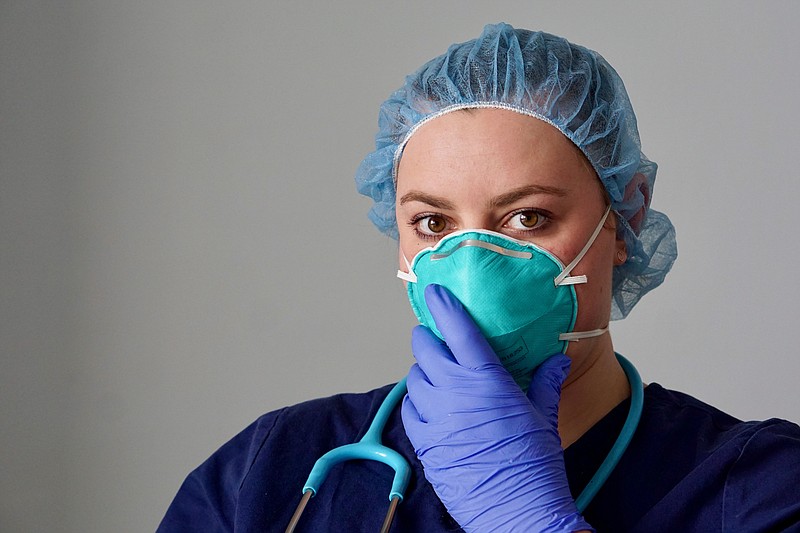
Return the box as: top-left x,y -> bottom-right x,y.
397,239 -> 423,275
397,245 -> 409,271
397,214 -> 419,262
571,236 -> 617,325
397,228 -> 433,269
571,277 -> 611,330
397,238 -> 427,291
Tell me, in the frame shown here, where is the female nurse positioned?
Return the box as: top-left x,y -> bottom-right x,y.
159,23 -> 800,532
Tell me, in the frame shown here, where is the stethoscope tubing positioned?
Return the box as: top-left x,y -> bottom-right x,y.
286,352 -> 643,531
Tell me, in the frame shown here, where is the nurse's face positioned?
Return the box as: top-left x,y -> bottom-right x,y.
395,108 -> 626,337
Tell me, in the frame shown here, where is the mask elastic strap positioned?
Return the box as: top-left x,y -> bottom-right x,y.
396,255 -> 417,283
554,205 -> 612,287
559,326 -> 608,342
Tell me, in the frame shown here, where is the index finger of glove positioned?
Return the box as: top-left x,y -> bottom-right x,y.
424,283 -> 499,370
411,324 -> 462,386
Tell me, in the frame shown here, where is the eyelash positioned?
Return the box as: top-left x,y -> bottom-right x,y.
407,209 -> 552,241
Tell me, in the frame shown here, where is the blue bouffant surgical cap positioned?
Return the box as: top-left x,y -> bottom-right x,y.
355,23 -> 677,319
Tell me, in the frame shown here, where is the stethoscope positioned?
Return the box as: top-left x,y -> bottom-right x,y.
286,353 -> 643,532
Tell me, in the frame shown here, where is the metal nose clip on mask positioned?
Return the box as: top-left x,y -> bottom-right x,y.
398,206 -> 612,392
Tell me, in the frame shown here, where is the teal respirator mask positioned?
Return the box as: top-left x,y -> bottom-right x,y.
398,206 -> 612,391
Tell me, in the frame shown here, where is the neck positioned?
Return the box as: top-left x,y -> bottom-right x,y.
558,335 -> 630,448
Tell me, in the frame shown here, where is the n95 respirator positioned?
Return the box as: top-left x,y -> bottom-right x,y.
398,206 -> 611,391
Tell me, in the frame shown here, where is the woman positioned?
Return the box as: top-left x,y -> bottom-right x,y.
159,23 -> 800,532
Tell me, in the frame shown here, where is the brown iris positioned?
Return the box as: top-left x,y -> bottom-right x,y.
518,211 -> 539,228
427,216 -> 446,233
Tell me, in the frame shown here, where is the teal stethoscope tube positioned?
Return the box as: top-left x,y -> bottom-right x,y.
575,352 -> 643,512
285,378 -> 411,533
286,352 -> 643,531
302,377 -> 411,501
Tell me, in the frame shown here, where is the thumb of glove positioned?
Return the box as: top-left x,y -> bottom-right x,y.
526,354 -> 571,427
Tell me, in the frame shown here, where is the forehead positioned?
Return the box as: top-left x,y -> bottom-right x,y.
395,107 -> 598,196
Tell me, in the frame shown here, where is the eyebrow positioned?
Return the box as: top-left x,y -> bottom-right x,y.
399,184 -> 568,210
488,184 -> 568,208
398,191 -> 457,210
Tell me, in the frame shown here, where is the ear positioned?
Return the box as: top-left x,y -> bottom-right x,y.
614,238 -> 628,266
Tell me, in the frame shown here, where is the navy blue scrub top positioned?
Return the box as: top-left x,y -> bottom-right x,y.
158,383 -> 800,532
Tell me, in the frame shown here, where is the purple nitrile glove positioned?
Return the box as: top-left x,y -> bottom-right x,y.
401,284 -> 594,533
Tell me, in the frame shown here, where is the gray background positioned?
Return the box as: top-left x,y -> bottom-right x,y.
2,1 -> 799,531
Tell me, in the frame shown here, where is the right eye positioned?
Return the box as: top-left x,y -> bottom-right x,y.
414,215 -> 448,238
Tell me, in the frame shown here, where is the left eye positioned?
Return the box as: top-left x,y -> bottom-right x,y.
506,210 -> 545,230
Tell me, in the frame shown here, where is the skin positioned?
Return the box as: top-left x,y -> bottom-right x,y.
395,107 -> 631,448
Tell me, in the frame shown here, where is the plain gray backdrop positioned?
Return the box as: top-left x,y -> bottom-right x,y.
2,1 -> 799,531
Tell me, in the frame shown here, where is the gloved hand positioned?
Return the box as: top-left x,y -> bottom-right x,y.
401,284 -> 593,533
